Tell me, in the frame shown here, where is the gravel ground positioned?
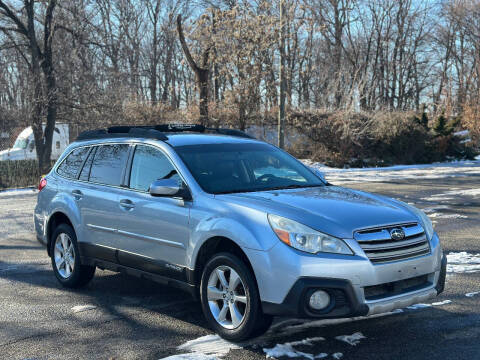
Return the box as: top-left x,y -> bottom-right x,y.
0,174 -> 479,360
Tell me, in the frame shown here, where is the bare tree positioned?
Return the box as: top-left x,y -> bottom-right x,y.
0,0 -> 58,171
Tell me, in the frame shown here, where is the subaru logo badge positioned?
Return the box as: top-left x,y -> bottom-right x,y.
390,228 -> 405,241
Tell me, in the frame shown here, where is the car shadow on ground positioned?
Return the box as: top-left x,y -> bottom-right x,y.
0,258 -> 209,333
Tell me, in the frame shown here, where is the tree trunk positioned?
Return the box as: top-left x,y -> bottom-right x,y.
278,0 -> 286,149
176,15 -> 210,125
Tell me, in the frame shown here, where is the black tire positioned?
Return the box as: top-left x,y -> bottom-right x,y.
50,223 -> 95,288
200,252 -> 272,341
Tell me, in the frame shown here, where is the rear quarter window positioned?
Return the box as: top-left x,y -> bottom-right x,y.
78,147 -> 96,181
57,147 -> 90,179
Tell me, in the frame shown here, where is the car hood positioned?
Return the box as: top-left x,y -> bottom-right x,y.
216,186 -> 419,239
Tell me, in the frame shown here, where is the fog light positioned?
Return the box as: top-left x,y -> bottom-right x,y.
309,290 -> 330,310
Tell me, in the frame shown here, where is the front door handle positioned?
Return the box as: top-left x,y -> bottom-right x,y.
72,190 -> 83,200
119,199 -> 135,210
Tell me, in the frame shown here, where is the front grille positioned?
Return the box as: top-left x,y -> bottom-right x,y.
354,223 -> 430,264
363,274 -> 431,301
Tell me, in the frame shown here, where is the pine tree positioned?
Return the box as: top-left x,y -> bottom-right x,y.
434,111 -> 448,136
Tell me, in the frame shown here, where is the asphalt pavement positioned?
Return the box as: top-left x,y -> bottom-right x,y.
0,174 -> 479,360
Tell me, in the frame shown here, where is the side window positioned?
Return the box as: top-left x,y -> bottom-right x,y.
89,144 -> 129,186
57,147 -> 90,179
78,147 -> 96,181
129,145 -> 179,191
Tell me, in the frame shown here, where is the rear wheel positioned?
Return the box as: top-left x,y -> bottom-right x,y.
200,252 -> 272,341
50,223 -> 95,288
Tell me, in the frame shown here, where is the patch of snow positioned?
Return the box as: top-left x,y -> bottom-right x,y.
160,354 -> 217,360
423,188 -> 480,203
71,304 -> 97,313
466,291 -> 480,297
304,160 -> 480,184
0,187 -> 37,197
454,130 -> 469,137
431,300 -> 452,306
421,196 -> 455,202
447,252 -> 480,274
422,205 -> 450,213
263,337 -> 325,360
428,213 -> 467,219
335,332 -> 366,346
453,188 -> 480,197
406,303 -> 432,310
177,335 -> 241,358
332,353 -> 343,359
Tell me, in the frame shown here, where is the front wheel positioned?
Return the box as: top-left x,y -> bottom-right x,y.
200,252 -> 272,341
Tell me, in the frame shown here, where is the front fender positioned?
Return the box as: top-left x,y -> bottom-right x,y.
186,214 -> 277,269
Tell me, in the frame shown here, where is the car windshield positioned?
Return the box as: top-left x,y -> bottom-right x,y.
13,138 -> 28,149
174,142 -> 324,194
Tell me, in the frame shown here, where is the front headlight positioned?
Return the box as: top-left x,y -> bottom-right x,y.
414,208 -> 434,240
268,214 -> 353,255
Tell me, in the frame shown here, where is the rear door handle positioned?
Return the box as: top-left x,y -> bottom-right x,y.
72,190 -> 83,200
119,199 -> 135,210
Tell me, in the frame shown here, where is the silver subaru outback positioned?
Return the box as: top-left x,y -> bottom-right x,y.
34,124 -> 447,341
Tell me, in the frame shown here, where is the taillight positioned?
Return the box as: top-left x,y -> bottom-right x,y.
38,177 -> 47,191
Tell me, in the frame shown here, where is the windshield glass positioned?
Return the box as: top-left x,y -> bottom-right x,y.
13,138 -> 28,149
174,142 -> 324,194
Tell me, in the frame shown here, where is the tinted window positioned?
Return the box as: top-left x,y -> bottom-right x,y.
57,147 -> 90,179
78,147 -> 96,181
129,145 -> 179,191
89,144 -> 129,186
174,142 -> 323,194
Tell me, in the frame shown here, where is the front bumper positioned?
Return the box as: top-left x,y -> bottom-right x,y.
249,232 -> 445,318
262,254 -> 446,317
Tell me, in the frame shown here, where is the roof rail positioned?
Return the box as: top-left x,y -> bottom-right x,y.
76,124 -> 254,142
155,123 -> 254,139
76,126 -> 168,141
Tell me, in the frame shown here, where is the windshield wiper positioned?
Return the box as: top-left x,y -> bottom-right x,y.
215,188 -> 261,194
215,184 -> 323,195
261,184 -> 323,191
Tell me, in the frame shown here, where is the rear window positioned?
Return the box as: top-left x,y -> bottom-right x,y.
57,147 -> 90,179
89,144 -> 129,186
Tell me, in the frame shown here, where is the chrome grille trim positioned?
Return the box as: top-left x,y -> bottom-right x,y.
355,223 -> 430,264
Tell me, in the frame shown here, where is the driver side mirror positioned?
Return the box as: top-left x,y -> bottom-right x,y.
149,179 -> 191,200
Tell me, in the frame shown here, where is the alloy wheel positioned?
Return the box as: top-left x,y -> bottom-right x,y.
54,233 -> 75,279
207,265 -> 248,329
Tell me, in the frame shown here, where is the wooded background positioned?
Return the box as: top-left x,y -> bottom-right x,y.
0,0 -> 479,170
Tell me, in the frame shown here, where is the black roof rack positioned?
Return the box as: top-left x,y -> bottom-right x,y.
75,124 -> 254,141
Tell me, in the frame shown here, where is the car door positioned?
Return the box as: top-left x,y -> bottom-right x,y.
114,144 -> 191,279
75,143 -> 131,261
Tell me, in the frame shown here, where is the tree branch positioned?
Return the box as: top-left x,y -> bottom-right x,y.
176,14 -> 199,72
0,1 -> 28,36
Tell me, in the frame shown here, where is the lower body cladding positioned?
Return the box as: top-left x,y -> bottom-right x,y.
246,233 -> 446,319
